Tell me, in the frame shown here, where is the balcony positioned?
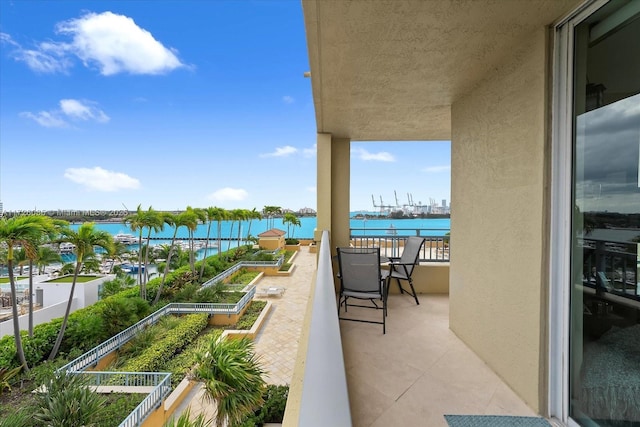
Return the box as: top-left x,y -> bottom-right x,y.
340,294 -> 536,426
285,231 -> 537,426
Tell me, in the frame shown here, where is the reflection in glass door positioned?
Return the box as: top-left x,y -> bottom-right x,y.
569,2 -> 640,426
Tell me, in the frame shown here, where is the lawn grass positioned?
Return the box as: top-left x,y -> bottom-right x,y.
44,275 -> 99,283
0,277 -> 27,284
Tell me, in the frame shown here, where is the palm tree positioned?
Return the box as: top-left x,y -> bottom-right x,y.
282,212 -> 301,239
48,222 -> 114,361
235,209 -> 249,248
153,210 -> 196,305
211,208 -> 228,264
198,207 -> 225,280
184,206 -> 205,273
141,207 -> 165,286
14,248 -> 28,276
226,209 -> 240,253
262,206 -> 281,230
124,205 -> 146,293
0,214 -> 52,370
245,207 -> 262,242
36,246 -> 62,274
106,241 -> 129,273
194,333 -> 266,427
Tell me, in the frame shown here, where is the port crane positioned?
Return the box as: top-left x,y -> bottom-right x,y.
371,194 -> 397,215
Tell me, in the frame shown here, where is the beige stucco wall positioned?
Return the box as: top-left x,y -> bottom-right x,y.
450,28 -> 549,412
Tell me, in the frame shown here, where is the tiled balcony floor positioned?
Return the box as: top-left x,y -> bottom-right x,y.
176,248 -> 537,426
340,294 -> 538,427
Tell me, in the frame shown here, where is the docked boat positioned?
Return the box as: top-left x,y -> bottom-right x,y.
120,263 -> 144,273
113,233 -> 138,245
59,243 -> 76,254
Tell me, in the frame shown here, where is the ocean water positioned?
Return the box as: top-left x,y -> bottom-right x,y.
72,214 -> 450,241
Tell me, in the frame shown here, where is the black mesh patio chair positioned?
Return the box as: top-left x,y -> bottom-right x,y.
382,236 -> 425,305
336,247 -> 388,334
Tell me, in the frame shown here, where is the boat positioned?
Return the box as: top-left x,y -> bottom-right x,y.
113,233 -> 138,245
120,263 -> 145,273
59,243 -> 76,254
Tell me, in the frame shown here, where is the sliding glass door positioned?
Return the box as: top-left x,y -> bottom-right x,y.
565,1 -> 640,425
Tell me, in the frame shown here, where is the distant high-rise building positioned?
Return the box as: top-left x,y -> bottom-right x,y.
442,199 -> 446,208
0,201 -> 3,216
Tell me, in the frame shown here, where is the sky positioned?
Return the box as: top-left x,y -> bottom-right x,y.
0,0 -> 451,214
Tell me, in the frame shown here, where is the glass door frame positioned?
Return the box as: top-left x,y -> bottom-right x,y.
548,0 -> 609,424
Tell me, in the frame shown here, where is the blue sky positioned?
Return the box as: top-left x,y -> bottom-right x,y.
0,1 -> 450,214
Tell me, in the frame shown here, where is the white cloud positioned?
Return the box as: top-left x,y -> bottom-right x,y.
260,146 -> 298,158
423,165 -> 451,173
56,11 -> 185,75
60,99 -> 110,122
64,167 -> 141,191
306,186 -> 316,193
19,111 -> 68,128
352,147 -> 395,162
1,32 -> 71,73
207,187 -> 249,202
2,12 -> 186,75
282,95 -> 294,104
303,144 -> 317,158
21,98 -> 109,127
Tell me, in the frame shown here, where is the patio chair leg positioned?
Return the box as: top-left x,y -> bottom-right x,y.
408,279 -> 420,305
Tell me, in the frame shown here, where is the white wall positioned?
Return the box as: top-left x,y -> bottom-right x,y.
0,275 -> 113,338
0,299 -> 78,338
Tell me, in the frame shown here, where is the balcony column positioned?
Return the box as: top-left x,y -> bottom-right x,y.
315,133 -> 351,250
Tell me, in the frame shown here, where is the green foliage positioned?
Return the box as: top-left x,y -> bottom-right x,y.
117,314 -> 208,373
285,238 -> 299,245
163,327 -> 219,387
251,252 -> 276,262
116,327 -> 160,365
195,333 -> 266,427
235,384 -> 289,426
195,282 -> 228,303
33,372 -> 107,427
63,313 -> 105,353
99,274 -> 136,298
0,365 -> 22,394
234,301 -> 267,330
23,358 -> 66,387
0,410 -> 31,427
99,393 -> 145,427
283,250 -> 295,262
229,269 -> 259,285
165,407 -> 212,427
99,296 -> 145,338
279,262 -> 292,272
172,283 -> 200,302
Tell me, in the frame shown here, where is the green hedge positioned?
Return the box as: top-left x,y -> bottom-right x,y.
117,314 -> 208,373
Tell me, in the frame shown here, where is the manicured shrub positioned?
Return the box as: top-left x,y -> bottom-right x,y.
117,314 -> 208,373
99,296 -> 146,339
234,301 -> 267,330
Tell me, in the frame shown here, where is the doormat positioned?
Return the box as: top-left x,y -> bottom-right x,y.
444,415 -> 552,427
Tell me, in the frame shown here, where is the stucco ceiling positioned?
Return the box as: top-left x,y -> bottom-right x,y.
302,0 -> 581,141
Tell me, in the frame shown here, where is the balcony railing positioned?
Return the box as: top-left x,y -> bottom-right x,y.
350,227 -> 450,261
201,255 -> 285,288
